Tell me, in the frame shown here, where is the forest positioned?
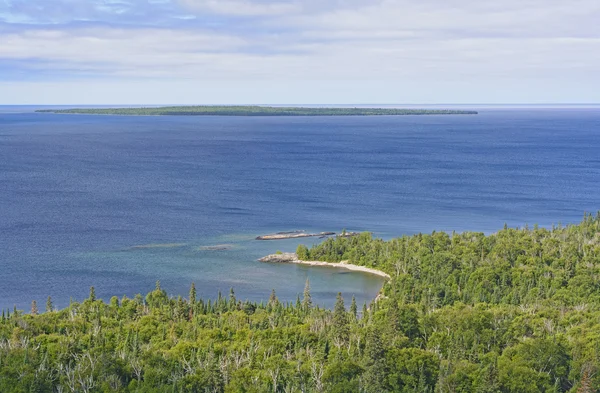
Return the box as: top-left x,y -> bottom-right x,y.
1,214 -> 599,392
35,106 -> 478,116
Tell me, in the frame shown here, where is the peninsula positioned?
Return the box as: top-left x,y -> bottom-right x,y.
259,252 -> 391,279
36,105 -> 478,116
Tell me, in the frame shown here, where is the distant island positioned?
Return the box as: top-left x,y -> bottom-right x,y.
36,105 -> 478,116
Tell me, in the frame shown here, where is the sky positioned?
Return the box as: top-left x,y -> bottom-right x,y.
0,0 -> 599,104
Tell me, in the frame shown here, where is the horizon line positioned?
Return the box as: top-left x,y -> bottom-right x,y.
2,103 -> 600,107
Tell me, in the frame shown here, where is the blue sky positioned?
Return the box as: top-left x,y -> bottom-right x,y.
0,0 -> 599,104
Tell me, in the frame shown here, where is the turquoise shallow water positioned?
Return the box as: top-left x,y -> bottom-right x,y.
1,108 -> 599,310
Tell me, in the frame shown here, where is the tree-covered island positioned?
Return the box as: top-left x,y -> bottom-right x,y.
2,214 -> 600,392
35,106 -> 478,116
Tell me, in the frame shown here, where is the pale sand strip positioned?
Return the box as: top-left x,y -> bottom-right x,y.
259,253 -> 391,279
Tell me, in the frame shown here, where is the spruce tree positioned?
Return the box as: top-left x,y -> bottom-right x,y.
350,295 -> 357,320
89,286 -> 96,302
175,296 -> 186,320
268,289 -> 279,308
189,282 -> 197,304
363,327 -> 387,393
30,300 -> 38,316
302,279 -> 312,310
46,296 -> 53,313
333,292 -> 349,342
229,287 -> 236,309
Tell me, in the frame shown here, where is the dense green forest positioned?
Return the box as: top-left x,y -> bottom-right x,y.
2,214 -> 600,392
35,106 -> 478,116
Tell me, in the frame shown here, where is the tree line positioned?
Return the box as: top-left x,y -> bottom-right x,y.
35,106 -> 478,117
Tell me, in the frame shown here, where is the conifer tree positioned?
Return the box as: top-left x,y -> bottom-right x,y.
175,296 -> 186,320
189,282 -> 197,304
46,296 -> 53,313
229,287 -> 236,308
350,295 -> 358,320
387,299 -> 399,332
268,289 -> 279,308
302,279 -> 312,311
333,292 -> 349,342
363,327 -> 387,393
89,286 -> 96,301
30,300 -> 38,316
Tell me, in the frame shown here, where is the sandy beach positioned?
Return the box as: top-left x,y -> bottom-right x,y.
259,253 -> 391,279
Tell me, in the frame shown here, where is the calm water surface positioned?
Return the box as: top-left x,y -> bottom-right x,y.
1,108 -> 599,310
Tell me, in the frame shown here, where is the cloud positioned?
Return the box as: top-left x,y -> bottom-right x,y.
0,0 -> 189,25
178,0 -> 298,16
177,0 -> 382,16
0,0 -> 599,103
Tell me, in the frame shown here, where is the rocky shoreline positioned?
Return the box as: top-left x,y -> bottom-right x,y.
256,231 -> 335,240
255,230 -> 359,240
259,253 -> 391,279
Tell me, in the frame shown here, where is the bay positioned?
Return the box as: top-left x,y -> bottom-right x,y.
1,107 -> 599,310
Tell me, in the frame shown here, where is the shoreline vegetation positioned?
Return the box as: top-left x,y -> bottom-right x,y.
2,214 -> 600,392
259,252 -> 391,279
35,105 -> 479,116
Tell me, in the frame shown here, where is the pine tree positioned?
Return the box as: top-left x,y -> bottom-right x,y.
268,289 -> 279,308
229,287 -> 236,309
46,296 -> 53,313
89,286 -> 96,301
333,292 -> 349,342
350,295 -> 357,320
30,300 -> 38,316
363,327 -> 387,393
302,279 -> 312,311
175,296 -> 186,321
189,282 -> 197,304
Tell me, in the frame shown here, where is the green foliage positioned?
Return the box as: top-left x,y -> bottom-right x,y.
1,214 -> 600,392
296,244 -> 310,260
302,279 -> 313,311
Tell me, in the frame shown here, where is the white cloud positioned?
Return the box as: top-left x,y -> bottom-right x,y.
177,0 -> 383,16
0,0 -> 599,103
178,0 -> 299,16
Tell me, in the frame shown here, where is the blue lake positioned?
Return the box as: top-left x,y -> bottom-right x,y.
1,108 -> 599,310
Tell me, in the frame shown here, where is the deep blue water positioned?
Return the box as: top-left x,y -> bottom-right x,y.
1,108 -> 599,310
